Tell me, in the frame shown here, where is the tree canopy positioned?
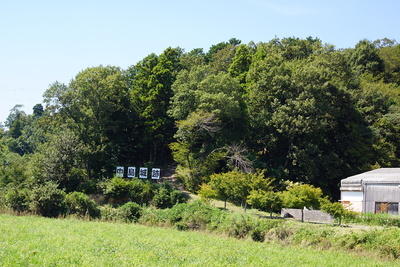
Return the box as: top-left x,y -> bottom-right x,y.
1,36 -> 399,202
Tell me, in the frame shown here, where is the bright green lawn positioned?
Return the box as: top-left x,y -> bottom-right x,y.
0,214 -> 397,266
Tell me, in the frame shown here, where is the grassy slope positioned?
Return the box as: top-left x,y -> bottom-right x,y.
0,214 -> 396,267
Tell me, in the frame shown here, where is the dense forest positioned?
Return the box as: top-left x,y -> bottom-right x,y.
1,37 -> 399,206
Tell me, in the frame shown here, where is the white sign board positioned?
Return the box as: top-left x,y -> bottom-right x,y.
116,166 -> 124,177
139,167 -> 148,179
151,168 -> 161,179
127,167 -> 136,178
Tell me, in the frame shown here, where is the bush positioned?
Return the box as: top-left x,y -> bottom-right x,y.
166,200 -> 224,231
76,179 -> 99,194
129,179 -> 152,204
5,187 -> 30,212
117,202 -> 142,223
138,200 -> 225,231
138,207 -> 169,226
100,205 -> 121,221
251,228 -> 265,242
29,182 -> 66,217
101,176 -> 131,203
221,214 -> 254,239
290,226 -> 335,248
101,177 -> 187,208
65,191 -> 100,218
150,182 -> 188,209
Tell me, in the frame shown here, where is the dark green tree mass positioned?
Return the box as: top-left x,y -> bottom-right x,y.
0,37 -> 399,202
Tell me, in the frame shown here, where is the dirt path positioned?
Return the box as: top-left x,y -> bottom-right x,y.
162,168 -> 197,199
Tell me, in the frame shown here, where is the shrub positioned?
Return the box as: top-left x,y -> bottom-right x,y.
251,228 -> 265,242
151,187 -> 172,209
320,199 -> 346,225
29,182 -> 66,217
76,179 -> 99,194
138,200 -> 225,231
117,202 -> 142,223
221,214 -> 254,239
266,227 -> 294,242
102,176 -> 131,203
167,200 -> 224,231
5,187 -> 30,212
65,191 -> 100,218
150,183 -> 188,209
290,226 -> 335,248
138,207 -> 169,227
100,205 -> 121,221
128,179 -> 152,204
101,177 -> 187,208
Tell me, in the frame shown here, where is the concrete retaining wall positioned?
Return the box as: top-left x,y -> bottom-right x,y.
281,208 -> 334,223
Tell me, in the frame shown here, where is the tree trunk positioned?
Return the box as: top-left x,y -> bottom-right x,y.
284,137 -> 294,169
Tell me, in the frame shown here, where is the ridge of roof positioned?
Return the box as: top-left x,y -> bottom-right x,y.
341,168 -> 400,185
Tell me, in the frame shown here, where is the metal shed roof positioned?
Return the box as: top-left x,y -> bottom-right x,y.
341,168 -> 400,186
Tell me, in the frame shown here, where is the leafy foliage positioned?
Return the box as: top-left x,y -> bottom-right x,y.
65,191 -> 100,218
29,182 -> 66,218
101,176 -> 188,208
1,36 -> 400,214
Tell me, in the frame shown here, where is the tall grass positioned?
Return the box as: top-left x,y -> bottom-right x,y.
0,214 -> 397,266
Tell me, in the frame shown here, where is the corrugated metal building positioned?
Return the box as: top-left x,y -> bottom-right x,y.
340,168 -> 400,214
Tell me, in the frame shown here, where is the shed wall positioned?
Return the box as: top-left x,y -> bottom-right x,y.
341,191 -> 363,212
364,184 -> 400,213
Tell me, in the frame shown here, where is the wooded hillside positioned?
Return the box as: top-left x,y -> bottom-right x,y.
1,37 -> 399,200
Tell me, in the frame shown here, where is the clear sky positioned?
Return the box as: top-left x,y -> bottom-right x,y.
1,0 -> 399,124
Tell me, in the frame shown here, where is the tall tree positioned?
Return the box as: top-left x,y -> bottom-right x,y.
376,39 -> 400,84
128,47 -> 182,164
228,44 -> 253,84
347,40 -> 384,76
246,46 -> 378,197
43,65 -> 134,179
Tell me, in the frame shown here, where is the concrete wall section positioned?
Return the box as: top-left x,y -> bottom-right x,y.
281,208 -> 334,223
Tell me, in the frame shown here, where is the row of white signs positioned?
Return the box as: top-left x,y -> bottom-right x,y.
116,167 -> 160,179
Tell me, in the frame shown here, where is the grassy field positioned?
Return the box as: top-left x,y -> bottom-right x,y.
0,214 -> 398,266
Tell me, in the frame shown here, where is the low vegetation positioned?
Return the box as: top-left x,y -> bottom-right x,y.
0,213 -> 397,266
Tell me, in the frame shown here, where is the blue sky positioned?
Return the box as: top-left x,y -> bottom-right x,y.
1,0 -> 399,124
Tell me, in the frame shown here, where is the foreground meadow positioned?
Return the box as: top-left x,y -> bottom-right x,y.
0,214 -> 397,266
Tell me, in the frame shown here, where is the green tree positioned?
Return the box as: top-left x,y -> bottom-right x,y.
128,47 -> 182,164
43,66 -> 134,179
282,184 -> 323,222
320,198 -> 346,225
279,36 -> 322,60
347,39 -> 384,76
29,128 -> 86,192
246,46 -> 380,196
228,44 -> 253,84
32,104 -> 44,118
204,170 -> 274,210
247,190 -> 283,218
170,111 -> 226,191
169,66 -> 248,190
209,44 -> 237,73
180,48 -> 206,70
5,105 -> 26,131
169,65 -> 247,142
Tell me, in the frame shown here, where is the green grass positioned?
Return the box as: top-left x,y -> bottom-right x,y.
0,214 -> 398,266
